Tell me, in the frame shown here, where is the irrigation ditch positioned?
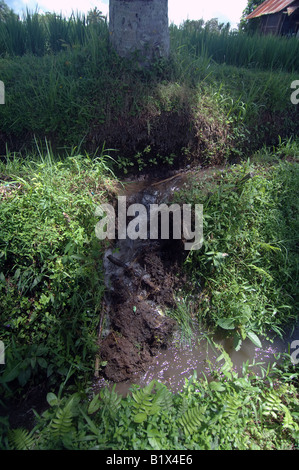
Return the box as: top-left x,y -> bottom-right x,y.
93,166 -> 298,396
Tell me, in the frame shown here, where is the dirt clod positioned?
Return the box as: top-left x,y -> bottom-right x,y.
99,239 -> 184,382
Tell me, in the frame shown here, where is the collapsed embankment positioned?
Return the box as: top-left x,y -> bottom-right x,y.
96,174 -> 191,383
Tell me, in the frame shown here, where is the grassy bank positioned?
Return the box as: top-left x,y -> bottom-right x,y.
0,15 -> 298,170
174,152 -> 299,348
0,149 -> 116,397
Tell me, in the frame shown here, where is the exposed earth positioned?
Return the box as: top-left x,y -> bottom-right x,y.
96,174 -> 192,383
98,237 -> 187,383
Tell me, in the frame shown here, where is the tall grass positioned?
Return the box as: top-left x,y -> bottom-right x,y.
0,10 -> 26,55
170,21 -> 299,72
0,10 -> 298,161
1,10 -> 299,73
24,9 -> 45,56
0,9 -> 108,56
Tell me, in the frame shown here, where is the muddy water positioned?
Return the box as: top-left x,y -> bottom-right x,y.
96,168 -> 298,395
113,325 -> 299,396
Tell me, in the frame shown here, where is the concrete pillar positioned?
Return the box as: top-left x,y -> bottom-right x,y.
109,0 -> 170,61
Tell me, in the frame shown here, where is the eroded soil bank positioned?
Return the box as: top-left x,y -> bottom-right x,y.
97,172 -> 192,383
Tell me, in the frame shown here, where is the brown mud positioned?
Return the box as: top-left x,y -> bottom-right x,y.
98,231 -> 188,383
96,171 -> 195,383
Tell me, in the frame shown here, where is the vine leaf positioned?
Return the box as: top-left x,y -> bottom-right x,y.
217,318 -> 235,330
47,392 -> 58,407
88,394 -> 101,415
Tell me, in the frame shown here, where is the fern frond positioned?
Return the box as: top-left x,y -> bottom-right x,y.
282,407 -> 299,431
51,400 -> 74,439
132,380 -> 161,423
262,391 -> 282,419
179,405 -> 203,436
8,428 -> 35,450
223,394 -> 243,417
177,396 -> 189,418
154,382 -> 173,411
100,384 -> 122,417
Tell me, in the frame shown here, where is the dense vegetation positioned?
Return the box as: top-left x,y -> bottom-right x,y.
3,353 -> 299,450
0,7 -> 298,450
175,156 -> 299,347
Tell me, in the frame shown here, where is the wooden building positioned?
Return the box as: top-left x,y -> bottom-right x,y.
246,0 -> 299,36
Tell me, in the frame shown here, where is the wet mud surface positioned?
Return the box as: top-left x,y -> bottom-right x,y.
99,239 -> 186,382
98,174 -> 190,383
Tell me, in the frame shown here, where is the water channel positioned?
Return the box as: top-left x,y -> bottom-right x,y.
94,167 -> 299,396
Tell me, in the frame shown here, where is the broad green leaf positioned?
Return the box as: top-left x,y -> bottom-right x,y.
18,368 -> 31,386
233,333 -> 242,351
88,394 -> 101,415
217,318 -> 235,330
0,367 -> 20,383
30,357 -> 37,369
133,412 -> 147,423
147,428 -> 161,438
37,357 -> 47,368
247,330 -> 262,349
47,392 -> 58,407
209,381 -> 225,392
148,437 -> 161,449
234,378 -> 251,389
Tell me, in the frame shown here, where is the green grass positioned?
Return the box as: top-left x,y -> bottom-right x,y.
1,12 -> 298,72
0,9 -> 108,57
170,20 -> 299,72
0,148 -> 116,394
0,13 -> 298,165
